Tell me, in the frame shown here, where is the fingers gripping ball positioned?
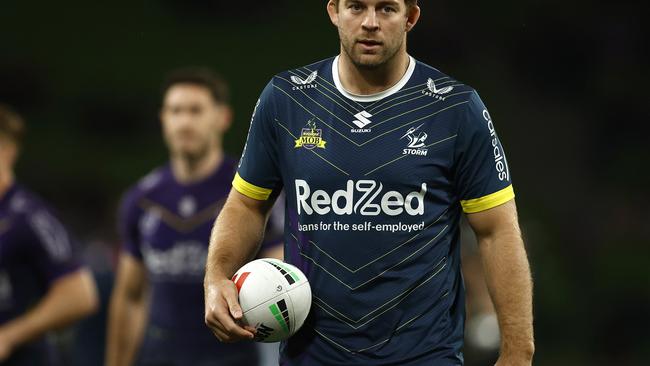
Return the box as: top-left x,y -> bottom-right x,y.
232,259 -> 312,342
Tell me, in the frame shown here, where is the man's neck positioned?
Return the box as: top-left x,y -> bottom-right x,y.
337,50 -> 410,96
170,147 -> 223,185
0,170 -> 14,200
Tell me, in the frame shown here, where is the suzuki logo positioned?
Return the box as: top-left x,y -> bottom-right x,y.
352,111 -> 373,129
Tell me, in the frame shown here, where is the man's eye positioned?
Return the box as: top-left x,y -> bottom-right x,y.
349,4 -> 363,11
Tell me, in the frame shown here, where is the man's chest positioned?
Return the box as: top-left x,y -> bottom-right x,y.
136,192 -> 226,248
0,216 -> 23,266
135,192 -> 226,280
275,104 -> 459,194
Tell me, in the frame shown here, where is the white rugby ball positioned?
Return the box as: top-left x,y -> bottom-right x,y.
232,258 -> 311,342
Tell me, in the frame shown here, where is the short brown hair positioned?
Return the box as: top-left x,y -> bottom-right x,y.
162,67 -> 230,104
0,104 -> 25,146
334,0 -> 418,11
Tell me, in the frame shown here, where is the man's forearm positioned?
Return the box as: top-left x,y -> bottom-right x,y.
0,269 -> 97,349
478,229 -> 534,360
105,294 -> 148,366
205,192 -> 269,281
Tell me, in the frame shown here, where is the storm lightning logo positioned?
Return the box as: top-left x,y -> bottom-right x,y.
401,124 -> 429,156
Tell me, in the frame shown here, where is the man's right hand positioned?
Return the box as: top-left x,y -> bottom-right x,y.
204,278 -> 255,343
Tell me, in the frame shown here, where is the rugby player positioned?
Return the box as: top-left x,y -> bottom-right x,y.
204,1 -> 534,365
106,68 -> 282,366
0,104 -> 99,365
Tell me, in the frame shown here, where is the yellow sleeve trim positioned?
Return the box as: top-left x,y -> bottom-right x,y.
461,185 -> 515,213
232,173 -> 273,201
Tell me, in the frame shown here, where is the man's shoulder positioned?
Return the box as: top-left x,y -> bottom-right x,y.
121,165 -> 172,209
222,155 -> 239,172
4,185 -> 70,242
271,57 -> 335,88
6,185 -> 53,218
413,58 -> 478,102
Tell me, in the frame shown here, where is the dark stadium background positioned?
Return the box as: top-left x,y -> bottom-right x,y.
1,0 -> 648,364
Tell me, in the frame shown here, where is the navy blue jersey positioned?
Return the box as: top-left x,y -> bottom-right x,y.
119,157 -> 280,364
0,184 -> 82,366
234,56 -> 515,365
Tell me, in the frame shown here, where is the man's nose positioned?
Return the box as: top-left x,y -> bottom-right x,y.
175,110 -> 195,127
361,10 -> 379,31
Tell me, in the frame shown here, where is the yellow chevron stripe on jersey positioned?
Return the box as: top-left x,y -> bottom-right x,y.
233,173 -> 273,201
461,185 -> 515,213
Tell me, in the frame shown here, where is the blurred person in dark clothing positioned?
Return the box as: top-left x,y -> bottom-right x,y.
461,221 -> 500,366
105,68 -> 282,366
0,104 -> 99,365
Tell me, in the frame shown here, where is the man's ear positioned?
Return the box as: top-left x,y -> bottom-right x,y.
405,5 -> 421,32
327,0 -> 340,27
217,104 -> 233,133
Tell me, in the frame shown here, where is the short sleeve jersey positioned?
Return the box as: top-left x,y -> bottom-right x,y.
234,56 -> 515,365
0,184 -> 82,364
118,158 -> 280,362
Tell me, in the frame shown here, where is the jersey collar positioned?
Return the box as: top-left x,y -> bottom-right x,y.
332,54 -> 416,103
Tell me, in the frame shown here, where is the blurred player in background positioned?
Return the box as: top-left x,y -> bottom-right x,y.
105,68 -> 282,366
0,104 -> 99,365
461,220 -> 501,366
204,0 -> 534,365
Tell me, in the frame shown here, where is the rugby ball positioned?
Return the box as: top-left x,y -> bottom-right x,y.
232,258 -> 311,342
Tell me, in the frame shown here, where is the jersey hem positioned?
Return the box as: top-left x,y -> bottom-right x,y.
461,185 -> 515,213
232,173 -> 273,201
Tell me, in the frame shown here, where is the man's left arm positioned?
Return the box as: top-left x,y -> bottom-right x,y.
0,269 -> 98,360
467,199 -> 534,365
0,209 -> 98,361
257,191 -> 285,260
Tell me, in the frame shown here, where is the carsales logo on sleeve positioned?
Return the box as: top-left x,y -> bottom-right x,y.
238,98 -> 261,169
483,109 -> 510,182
